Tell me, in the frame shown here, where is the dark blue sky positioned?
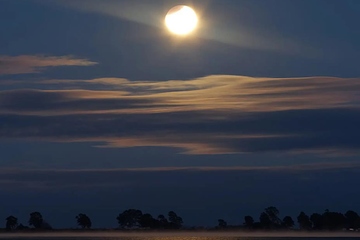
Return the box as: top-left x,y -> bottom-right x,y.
0,0 -> 360,228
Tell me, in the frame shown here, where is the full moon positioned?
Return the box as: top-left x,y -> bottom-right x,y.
165,5 -> 198,36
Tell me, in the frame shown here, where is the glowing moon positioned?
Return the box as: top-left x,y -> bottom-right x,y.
165,5 -> 198,36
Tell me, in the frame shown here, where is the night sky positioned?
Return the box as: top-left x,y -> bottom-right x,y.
1,0 -> 360,228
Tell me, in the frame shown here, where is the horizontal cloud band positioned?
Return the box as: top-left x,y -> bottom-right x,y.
0,75 -> 359,154
1,162 -> 360,190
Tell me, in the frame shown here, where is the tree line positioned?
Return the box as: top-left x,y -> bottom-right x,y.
219,207 -> 360,231
4,209 -> 183,231
4,207 -> 360,231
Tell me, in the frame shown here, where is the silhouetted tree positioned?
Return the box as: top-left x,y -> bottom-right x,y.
28,212 -> 43,229
310,213 -> 323,230
76,213 -> 92,229
158,214 -> 169,229
258,206 -> 281,229
116,209 -> 143,229
345,210 -> 360,230
322,210 -> 345,230
282,216 -> 294,229
5,216 -> 18,231
218,219 -> 227,228
259,212 -> 272,229
244,215 -> 254,229
265,206 -> 282,227
139,213 -> 159,229
168,211 -> 183,229
297,212 -> 311,230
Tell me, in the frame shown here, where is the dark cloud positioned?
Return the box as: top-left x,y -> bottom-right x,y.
2,163 -> 360,190
0,109 -> 359,155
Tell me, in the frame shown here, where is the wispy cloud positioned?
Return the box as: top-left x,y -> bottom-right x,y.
0,75 -> 359,154
1,75 -> 359,114
0,55 -> 97,75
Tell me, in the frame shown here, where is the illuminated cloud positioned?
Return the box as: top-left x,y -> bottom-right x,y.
0,75 -> 359,154
0,55 -> 97,75
1,75 -> 359,114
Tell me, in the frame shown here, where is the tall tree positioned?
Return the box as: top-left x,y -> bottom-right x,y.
28,212 -> 43,229
76,213 -> 92,229
297,211 -> 311,230
264,206 -> 282,227
259,206 -> 281,229
218,219 -> 227,228
282,216 -> 294,229
116,209 -> 143,229
168,211 -> 183,229
244,216 -> 254,229
5,216 -> 18,231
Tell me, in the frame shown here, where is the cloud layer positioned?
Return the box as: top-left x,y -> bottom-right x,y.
0,75 -> 359,154
0,55 -> 97,75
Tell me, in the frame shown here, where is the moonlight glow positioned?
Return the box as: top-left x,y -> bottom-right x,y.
165,5 -> 198,36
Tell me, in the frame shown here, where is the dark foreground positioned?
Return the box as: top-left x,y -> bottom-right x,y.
0,231 -> 360,238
